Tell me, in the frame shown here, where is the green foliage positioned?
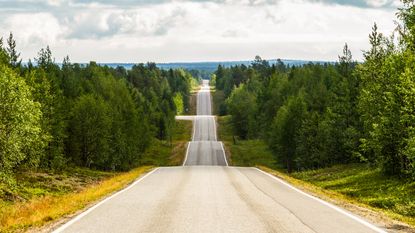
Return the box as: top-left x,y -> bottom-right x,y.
217,116 -> 278,169
270,94 -> 307,172
291,163 -> 415,220
0,33 -> 197,177
5,32 -> 21,68
25,69 -> 66,169
226,84 -> 257,139
217,53 -> 362,172
0,38 -> 9,66
357,18 -> 415,177
68,94 -> 111,169
0,65 -> 45,174
173,93 -> 184,114
214,1 -> 415,177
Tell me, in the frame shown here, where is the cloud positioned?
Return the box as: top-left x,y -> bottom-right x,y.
310,0 -> 400,8
0,0 -> 399,62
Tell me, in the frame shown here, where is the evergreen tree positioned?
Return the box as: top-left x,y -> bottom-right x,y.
6,32 -> 21,68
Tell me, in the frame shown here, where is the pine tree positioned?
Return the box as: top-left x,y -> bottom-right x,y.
6,32 -> 21,68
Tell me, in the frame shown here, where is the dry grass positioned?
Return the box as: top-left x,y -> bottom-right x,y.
0,166 -> 153,232
168,141 -> 189,166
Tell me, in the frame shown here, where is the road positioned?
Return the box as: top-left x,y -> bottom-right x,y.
183,80 -> 227,166
54,80 -> 386,233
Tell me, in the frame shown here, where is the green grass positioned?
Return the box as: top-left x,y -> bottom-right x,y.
141,120 -> 192,166
217,114 -> 415,228
291,164 -> 415,222
217,116 -> 279,169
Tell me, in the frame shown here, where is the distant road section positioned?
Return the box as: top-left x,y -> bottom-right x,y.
183,80 -> 227,166
54,80 -> 385,233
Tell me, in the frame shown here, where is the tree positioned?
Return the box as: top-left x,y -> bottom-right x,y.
0,65 -> 45,175
173,93 -> 184,115
226,84 -> 257,139
6,32 -> 21,68
270,94 -> 307,172
36,46 -> 54,70
0,37 -> 8,65
68,95 -> 111,169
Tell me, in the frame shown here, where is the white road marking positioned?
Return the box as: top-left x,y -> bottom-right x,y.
213,116 -> 218,141
192,118 -> 196,141
52,168 -> 160,233
220,142 -> 228,166
254,168 -> 386,233
182,142 -> 191,166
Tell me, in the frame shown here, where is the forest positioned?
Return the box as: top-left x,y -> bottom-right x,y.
0,36 -> 198,185
215,0 -> 415,177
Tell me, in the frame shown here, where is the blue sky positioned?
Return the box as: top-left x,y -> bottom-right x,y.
0,0 -> 400,62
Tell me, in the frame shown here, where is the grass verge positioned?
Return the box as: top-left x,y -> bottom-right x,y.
140,120 -> 192,166
217,114 -> 415,231
260,165 -> 415,232
217,116 -> 279,169
290,164 -> 415,227
0,166 -> 153,232
0,118 -> 193,232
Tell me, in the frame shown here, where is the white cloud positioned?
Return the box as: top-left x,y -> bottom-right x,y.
0,0 -> 399,62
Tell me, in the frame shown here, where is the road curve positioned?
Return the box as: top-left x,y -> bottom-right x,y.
54,80 -> 386,233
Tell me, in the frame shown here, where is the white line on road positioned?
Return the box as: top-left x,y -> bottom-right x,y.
213,116 -> 218,141
220,142 -> 229,166
182,142 -> 191,166
52,168 -> 160,233
254,168 -> 386,233
191,118 -> 196,141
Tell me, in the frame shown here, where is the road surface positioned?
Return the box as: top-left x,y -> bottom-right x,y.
54,80 -> 386,233
183,80 -> 227,166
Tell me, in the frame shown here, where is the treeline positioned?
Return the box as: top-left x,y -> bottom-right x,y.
216,1 -> 415,177
0,35 -> 198,180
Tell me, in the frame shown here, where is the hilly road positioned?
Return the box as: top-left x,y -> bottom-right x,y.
53,80 -> 386,233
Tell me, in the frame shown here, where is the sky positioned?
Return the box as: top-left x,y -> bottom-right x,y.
0,0 -> 402,63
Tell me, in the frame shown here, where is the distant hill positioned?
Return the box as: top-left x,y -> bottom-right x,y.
101,59 -> 333,71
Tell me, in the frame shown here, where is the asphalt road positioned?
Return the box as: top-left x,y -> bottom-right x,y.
54,80 -> 386,233
183,79 -> 227,166
196,81 -> 212,115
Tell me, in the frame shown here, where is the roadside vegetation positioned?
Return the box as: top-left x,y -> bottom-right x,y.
0,119 -> 192,232
0,166 -> 152,232
214,0 -> 415,228
215,0 -> 415,179
141,120 -> 193,166
0,34 -> 198,232
217,116 -> 278,169
218,116 -> 415,228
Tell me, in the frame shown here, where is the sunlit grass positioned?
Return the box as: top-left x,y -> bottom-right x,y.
140,120 -> 192,166
217,116 -> 279,169
0,118 -> 193,232
0,166 -> 153,232
290,164 -> 415,223
217,114 -> 415,228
